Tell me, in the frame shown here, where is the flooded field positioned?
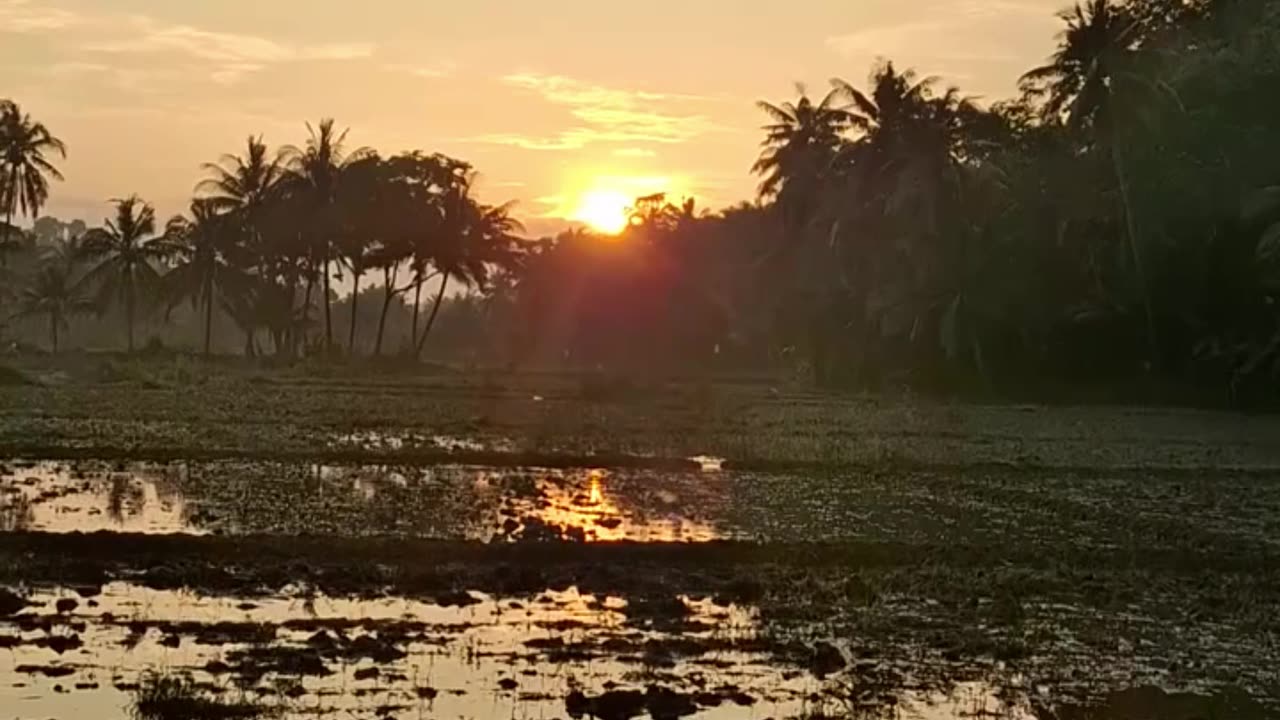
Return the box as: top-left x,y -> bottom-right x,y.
3,455 -> 1280,719
3,377 -> 1279,719
3,458 -> 1278,552
0,582 -> 1048,720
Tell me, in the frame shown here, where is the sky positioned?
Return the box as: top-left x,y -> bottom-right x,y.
1,0 -> 1067,236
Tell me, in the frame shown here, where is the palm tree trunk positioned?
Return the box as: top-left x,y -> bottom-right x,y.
409,276 -> 423,351
126,279 -> 136,353
301,267 -> 315,354
347,271 -> 361,357
203,281 -> 214,358
415,272 -> 449,360
282,274 -> 298,360
374,265 -> 397,357
1,205 -> 13,269
322,256 -> 333,356
1112,145 -> 1158,367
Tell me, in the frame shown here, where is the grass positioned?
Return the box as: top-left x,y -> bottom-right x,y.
0,363 -> 35,387
2,358 -> 1279,472
132,674 -> 270,720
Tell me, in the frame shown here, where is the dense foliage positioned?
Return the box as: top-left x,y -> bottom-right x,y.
2,0 -> 1278,403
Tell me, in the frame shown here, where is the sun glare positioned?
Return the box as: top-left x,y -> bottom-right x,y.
572,190 -> 632,235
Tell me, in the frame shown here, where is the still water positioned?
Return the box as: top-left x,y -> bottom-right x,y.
0,582 -> 1036,720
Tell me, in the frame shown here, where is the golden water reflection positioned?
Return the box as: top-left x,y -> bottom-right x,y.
0,582 -> 1043,720
495,468 -> 726,542
1,460 -> 733,541
0,461 -> 199,535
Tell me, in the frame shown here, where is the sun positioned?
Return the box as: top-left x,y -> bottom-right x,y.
572,190 -> 631,235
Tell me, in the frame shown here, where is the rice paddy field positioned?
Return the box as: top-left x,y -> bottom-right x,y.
2,358 -> 1279,720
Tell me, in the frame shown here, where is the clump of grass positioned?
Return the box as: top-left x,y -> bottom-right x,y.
0,363 -> 34,386
132,674 -> 269,720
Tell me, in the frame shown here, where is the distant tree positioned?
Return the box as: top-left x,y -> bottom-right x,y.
1020,0 -> 1159,364
9,236 -> 90,353
0,100 -> 66,267
197,135 -> 285,251
415,175 -> 523,358
752,86 -> 849,229
82,196 -> 175,352
283,119 -> 372,355
164,199 -> 243,356
1019,0 -> 1139,130
335,154 -> 385,356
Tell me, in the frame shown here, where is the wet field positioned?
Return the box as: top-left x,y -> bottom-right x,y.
2,369 -> 1279,719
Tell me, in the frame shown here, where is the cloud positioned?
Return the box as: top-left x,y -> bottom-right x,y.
473,73 -> 716,151
87,18 -> 374,63
46,61 -> 110,75
69,14 -> 374,85
471,133 -> 583,152
503,73 -> 674,106
0,0 -> 80,32
384,61 -> 457,79
210,63 -> 266,86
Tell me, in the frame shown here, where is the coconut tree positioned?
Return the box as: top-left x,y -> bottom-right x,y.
0,100 -> 66,267
82,196 -> 175,352
398,154 -> 470,350
333,153 -> 388,356
164,199 -> 244,356
751,86 -> 850,229
9,240 -> 91,352
197,136 -> 285,247
415,181 -> 522,358
1019,0 -> 1139,129
831,62 -> 974,236
1020,0 -> 1160,362
282,119 -> 372,355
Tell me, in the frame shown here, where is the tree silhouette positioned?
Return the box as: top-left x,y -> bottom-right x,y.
164,199 -> 243,356
1021,0 -> 1159,364
82,196 -> 175,352
752,86 -> 849,229
283,119 -> 372,355
0,100 -> 66,267
10,239 -> 91,352
415,174 -> 522,358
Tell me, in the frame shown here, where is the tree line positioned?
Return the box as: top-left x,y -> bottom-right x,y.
3,0 -> 1279,402
1,112 -> 522,358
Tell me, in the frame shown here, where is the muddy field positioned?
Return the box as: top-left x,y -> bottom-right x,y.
2,363 -> 1279,719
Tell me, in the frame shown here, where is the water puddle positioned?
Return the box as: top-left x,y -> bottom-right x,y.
1,461 -> 731,541
0,461 -> 200,535
0,582 -> 1041,720
330,431 -> 517,454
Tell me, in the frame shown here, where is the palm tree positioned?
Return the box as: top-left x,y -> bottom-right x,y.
1019,0 -> 1138,130
82,196 -> 175,352
334,154 -> 388,356
396,154 -> 470,351
197,135 -> 285,242
11,262 -> 92,353
283,119 -> 372,355
164,199 -> 242,356
1020,0 -> 1158,363
0,100 -> 66,267
197,136 -> 292,351
828,62 -> 977,246
752,86 -> 849,229
415,185 -> 522,359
